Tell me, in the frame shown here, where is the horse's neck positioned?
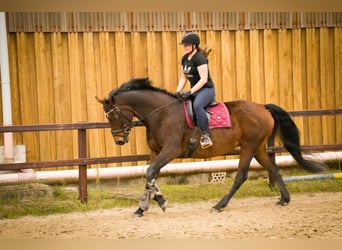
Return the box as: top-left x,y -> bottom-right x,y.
120,91 -> 174,118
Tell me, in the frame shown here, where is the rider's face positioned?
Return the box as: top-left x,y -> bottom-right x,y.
183,44 -> 193,54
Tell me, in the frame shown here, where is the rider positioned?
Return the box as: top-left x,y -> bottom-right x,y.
175,32 -> 215,149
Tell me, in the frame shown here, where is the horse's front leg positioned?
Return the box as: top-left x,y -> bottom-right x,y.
134,149 -> 179,217
134,179 -> 167,217
151,181 -> 168,211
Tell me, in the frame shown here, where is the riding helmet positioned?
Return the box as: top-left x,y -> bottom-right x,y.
180,32 -> 200,45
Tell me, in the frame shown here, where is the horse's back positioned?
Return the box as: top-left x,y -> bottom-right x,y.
224,99 -> 266,113
224,99 -> 274,138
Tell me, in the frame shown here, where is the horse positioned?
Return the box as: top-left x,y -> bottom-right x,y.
96,78 -> 326,217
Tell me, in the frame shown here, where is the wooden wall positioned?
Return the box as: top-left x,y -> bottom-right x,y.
0,27 -> 341,167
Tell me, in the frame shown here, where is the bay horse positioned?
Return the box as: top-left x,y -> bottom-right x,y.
96,78 -> 326,217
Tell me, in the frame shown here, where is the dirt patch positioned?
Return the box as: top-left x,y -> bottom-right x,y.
0,192 -> 341,239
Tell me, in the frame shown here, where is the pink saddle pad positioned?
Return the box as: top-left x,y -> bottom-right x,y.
184,101 -> 231,129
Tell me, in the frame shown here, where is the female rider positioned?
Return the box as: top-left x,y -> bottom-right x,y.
175,32 -> 215,149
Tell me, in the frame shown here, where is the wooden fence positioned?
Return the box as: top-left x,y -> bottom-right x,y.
0,12 -> 341,166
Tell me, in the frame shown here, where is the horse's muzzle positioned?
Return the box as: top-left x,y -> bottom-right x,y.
114,136 -> 129,145
115,140 -> 126,145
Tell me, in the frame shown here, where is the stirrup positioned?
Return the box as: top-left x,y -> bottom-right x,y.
200,134 -> 213,149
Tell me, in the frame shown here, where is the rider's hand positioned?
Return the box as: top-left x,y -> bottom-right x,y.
181,90 -> 192,99
175,91 -> 181,98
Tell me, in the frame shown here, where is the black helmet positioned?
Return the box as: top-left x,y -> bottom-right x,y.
180,32 -> 200,45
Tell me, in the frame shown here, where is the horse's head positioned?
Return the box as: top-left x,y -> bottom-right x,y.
95,95 -> 133,145
97,78 -> 178,145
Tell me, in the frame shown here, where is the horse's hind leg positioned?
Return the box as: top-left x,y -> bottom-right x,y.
212,149 -> 254,212
254,148 -> 290,205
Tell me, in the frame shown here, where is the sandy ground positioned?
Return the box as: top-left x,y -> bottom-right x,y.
0,192 -> 341,239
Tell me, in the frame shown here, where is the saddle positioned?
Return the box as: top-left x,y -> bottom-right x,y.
183,99 -> 231,129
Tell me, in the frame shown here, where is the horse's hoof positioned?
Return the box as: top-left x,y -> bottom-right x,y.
133,208 -> 144,217
276,200 -> 289,206
211,207 -> 222,213
160,200 -> 168,212
154,195 -> 167,212
133,212 -> 143,218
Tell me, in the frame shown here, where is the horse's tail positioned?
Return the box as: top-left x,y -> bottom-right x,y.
265,104 -> 326,173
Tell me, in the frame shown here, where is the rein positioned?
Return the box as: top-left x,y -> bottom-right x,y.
139,98 -> 180,121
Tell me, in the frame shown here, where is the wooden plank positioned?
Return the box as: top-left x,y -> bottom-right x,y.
131,32 -> 148,78
98,32 -> 112,97
16,33 -> 40,162
51,32 -> 74,166
161,31 -> 178,91
291,28 -> 306,145
0,122 -> 108,132
220,30 -> 237,101
175,31 -> 185,86
235,30 -> 251,100
306,28 -> 322,145
114,32 -> 132,83
263,30 -> 279,104
319,28 -> 336,145
7,34 -> 23,145
249,29 -> 265,103
278,29 -> 293,110
34,32 -> 57,163
147,32 -> 163,83
205,31 -> 221,100
334,28 -> 342,144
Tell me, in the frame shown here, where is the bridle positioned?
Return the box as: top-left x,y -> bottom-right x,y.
105,98 -> 180,138
105,105 -> 133,138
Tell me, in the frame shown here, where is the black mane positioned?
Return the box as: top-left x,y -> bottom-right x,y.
111,78 -> 177,98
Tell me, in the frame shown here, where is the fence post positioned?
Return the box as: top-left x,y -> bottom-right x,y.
78,128 -> 88,203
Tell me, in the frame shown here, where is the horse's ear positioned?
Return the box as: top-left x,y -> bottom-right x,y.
95,96 -> 105,104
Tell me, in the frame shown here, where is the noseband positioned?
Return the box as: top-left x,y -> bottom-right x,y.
105,105 -> 133,137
